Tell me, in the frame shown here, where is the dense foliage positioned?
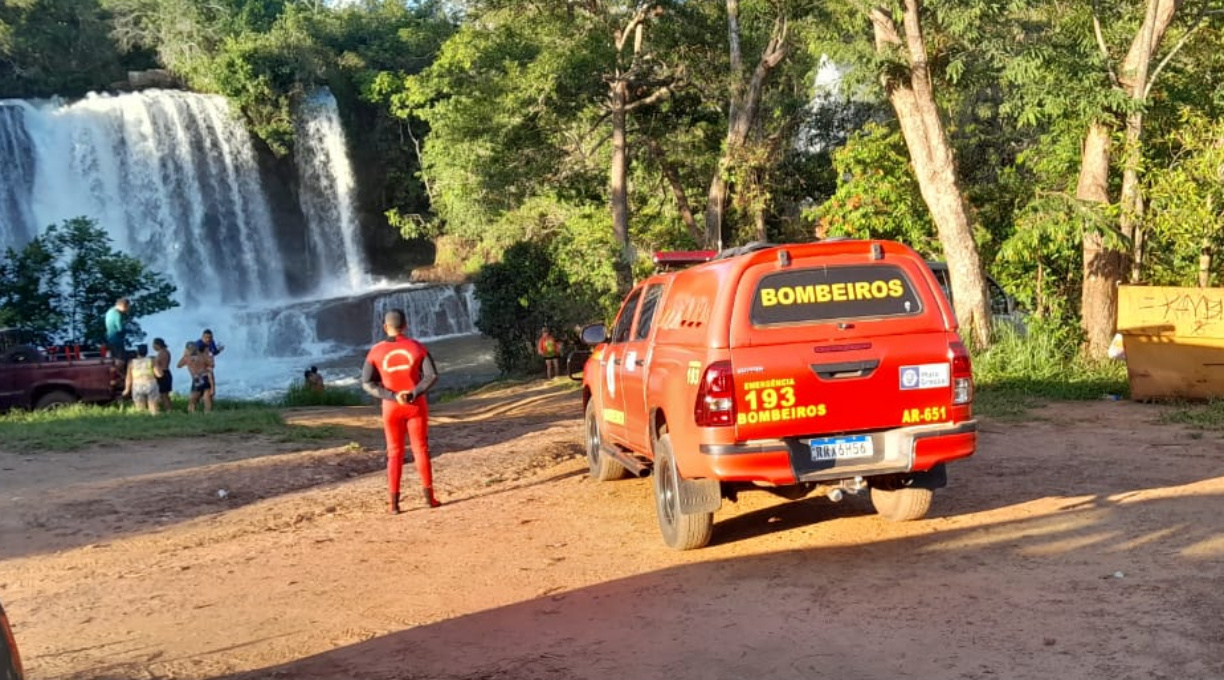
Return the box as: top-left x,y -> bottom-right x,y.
8,1 -> 1224,367
0,218 -> 178,346
473,216 -> 622,374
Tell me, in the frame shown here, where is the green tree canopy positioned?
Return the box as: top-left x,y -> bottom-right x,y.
0,217 -> 178,346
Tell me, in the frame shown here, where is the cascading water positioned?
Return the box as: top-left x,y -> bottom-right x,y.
0,105 -> 36,244
0,91 -> 285,305
372,285 -> 481,341
0,88 -> 486,399
295,89 -> 367,293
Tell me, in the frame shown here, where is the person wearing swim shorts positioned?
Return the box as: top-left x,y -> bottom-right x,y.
195,329 -> 224,399
177,341 -> 214,413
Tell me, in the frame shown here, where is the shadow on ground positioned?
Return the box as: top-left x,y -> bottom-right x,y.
195,490 -> 1224,680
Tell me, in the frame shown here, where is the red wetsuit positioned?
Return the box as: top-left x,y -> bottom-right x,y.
362,335 -> 438,504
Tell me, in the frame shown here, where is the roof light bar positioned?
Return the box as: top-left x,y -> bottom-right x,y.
652,250 -> 717,268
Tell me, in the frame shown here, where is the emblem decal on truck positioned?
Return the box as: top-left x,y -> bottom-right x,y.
899,363 -> 950,390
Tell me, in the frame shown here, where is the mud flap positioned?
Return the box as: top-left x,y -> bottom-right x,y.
677,477 -> 721,515
912,463 -> 947,490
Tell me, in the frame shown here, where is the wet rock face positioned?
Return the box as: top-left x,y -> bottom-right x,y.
236,283 -> 481,357
125,70 -> 179,90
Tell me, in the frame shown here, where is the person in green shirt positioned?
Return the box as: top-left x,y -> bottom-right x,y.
104,297 -> 130,358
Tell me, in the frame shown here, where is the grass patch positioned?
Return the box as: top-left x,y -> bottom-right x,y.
280,381 -> 367,407
972,324 -> 1129,419
1158,401 -> 1224,431
0,402 -> 344,453
433,377 -> 527,404
432,375 -> 582,404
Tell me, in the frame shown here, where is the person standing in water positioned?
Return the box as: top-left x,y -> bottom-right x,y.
362,309 -> 440,514
304,366 -> 324,392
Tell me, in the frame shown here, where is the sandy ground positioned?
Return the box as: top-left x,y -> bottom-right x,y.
2,385 -> 1223,680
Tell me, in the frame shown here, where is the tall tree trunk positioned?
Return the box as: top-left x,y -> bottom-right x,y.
1078,123 -> 1120,359
871,3 -> 992,347
610,78 -> 633,291
601,7 -> 674,292
1119,0 -> 1159,283
1078,0 -> 1182,358
1079,151 -> 1124,358
648,139 -> 703,244
705,4 -> 786,249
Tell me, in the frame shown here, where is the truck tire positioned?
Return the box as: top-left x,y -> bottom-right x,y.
35,390 -> 78,410
653,434 -> 713,550
585,401 -> 628,481
2,344 -> 41,364
870,485 -> 933,522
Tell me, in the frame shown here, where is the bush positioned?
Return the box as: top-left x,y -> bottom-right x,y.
280,381 -> 367,407
473,218 -> 621,375
972,319 -> 1128,417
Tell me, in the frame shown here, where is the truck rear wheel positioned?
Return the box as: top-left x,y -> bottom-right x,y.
870,485 -> 933,522
585,401 -> 627,482
35,390 -> 78,410
653,434 -> 713,550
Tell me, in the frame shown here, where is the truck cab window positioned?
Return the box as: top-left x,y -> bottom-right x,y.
610,289 -> 643,344
633,285 -> 665,341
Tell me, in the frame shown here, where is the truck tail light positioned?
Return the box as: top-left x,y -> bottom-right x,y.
694,360 -> 736,427
949,341 -> 973,405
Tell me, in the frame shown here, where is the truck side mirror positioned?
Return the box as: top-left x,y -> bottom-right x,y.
566,350 -> 591,381
581,324 -> 607,346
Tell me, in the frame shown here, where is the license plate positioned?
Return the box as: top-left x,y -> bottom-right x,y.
809,435 -> 874,462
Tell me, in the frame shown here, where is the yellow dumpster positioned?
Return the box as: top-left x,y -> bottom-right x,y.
1117,285 -> 1224,401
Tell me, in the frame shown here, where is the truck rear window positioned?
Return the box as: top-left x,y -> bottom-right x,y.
751,264 -> 922,325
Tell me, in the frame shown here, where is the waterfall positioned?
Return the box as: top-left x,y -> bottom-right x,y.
0,104 -> 36,244
0,88 -> 483,399
220,284 -> 482,359
295,89 -> 367,294
0,90 -> 285,305
370,284 -> 481,342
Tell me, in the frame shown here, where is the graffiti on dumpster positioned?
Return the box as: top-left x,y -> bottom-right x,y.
1130,288 -> 1224,337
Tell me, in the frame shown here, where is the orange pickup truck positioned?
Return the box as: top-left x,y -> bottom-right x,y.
580,240 -> 977,549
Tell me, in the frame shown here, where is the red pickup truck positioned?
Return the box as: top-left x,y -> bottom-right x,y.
0,340 -> 122,412
580,240 -> 977,549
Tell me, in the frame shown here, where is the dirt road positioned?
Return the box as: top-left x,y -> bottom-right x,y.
1,385 -> 1222,680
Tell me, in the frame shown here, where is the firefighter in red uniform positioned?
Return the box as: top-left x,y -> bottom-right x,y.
362,309 -> 441,514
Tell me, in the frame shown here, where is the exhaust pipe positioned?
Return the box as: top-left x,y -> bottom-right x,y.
826,487 -> 844,503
